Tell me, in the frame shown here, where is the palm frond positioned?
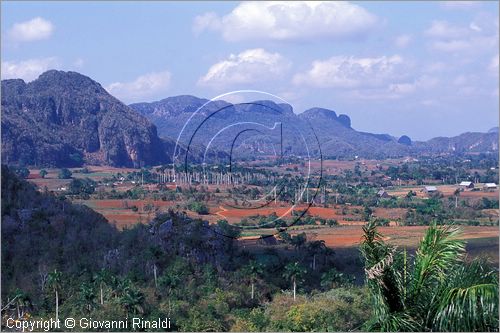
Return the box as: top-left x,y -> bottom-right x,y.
433,259 -> 499,332
411,224 -> 465,294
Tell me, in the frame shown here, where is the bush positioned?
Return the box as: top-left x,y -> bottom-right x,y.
58,168 -> 72,179
14,167 -> 30,179
69,178 -> 96,195
188,201 -> 209,215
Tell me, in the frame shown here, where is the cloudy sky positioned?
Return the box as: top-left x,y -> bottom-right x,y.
1,1 -> 498,140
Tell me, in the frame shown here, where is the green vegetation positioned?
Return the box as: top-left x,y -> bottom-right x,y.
69,178 -> 96,196
2,155 -> 499,332
187,201 -> 209,215
361,221 -> 498,331
58,168 -> 72,179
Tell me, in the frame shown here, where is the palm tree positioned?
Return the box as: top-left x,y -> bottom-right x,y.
119,284 -> 145,317
79,282 -> 96,313
47,269 -> 62,323
93,269 -> 112,305
13,289 -> 30,319
306,240 -> 327,271
243,260 -> 264,300
146,246 -> 163,288
360,220 -> 498,331
453,188 -> 460,208
283,262 -> 306,301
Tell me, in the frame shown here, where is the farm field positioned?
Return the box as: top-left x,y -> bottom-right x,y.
26,161 -> 499,231
386,184 -> 499,199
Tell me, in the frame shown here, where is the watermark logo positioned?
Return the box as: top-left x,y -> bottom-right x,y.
169,90 -> 322,238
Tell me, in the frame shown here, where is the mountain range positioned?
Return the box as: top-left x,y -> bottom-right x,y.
1,70 -> 498,168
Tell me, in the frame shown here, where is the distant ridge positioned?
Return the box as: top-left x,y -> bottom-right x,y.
132,95 -> 498,159
1,70 -> 498,167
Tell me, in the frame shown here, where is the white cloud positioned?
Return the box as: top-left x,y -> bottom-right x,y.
388,82 -> 416,94
1,57 -> 60,81
425,19 -> 498,54
431,39 -> 472,52
106,70 -> 172,102
394,34 -> 412,48
193,12 -> 222,35
198,48 -> 290,88
440,1 -> 480,10
425,20 -> 466,39
8,17 -> 54,42
194,1 -> 378,42
293,55 -> 407,88
469,22 -> 482,32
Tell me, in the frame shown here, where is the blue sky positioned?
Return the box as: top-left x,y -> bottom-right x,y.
1,1 -> 498,140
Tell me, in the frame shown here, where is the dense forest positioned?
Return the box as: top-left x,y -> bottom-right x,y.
1,165 -> 498,331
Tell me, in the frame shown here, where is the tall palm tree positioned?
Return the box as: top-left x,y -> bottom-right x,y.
93,268 -> 111,305
283,262 -> 306,301
361,221 -> 498,331
47,269 -> 62,323
453,188 -> 461,208
243,260 -> 264,300
306,240 -> 327,271
13,289 -> 31,319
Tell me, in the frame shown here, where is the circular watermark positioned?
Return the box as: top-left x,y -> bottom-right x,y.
170,90 -> 323,239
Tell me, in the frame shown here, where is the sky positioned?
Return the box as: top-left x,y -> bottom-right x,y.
1,1 -> 499,140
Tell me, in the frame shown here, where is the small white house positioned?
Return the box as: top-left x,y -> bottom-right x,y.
484,183 -> 498,191
459,181 -> 474,189
423,186 -> 438,193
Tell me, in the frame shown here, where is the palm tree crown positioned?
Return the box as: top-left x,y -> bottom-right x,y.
361,221 -> 498,331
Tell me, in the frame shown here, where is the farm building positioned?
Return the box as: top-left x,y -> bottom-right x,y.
423,186 -> 438,193
377,189 -> 391,198
459,181 -> 474,189
483,183 -> 498,191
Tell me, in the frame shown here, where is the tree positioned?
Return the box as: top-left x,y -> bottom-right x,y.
453,188 -> 460,208
13,289 -> 31,319
119,283 -> 145,317
306,240 -> 327,271
69,178 -> 96,195
58,168 -> 72,179
15,167 -> 30,179
362,205 -> 373,221
242,260 -> 264,300
290,232 -> 307,252
360,220 -> 498,331
216,219 -> 241,239
283,262 -> 306,301
188,201 -> 209,215
47,270 -> 62,323
146,246 -> 163,288
320,268 -> 353,289
79,282 -> 96,313
39,169 -> 48,178
93,269 -> 112,305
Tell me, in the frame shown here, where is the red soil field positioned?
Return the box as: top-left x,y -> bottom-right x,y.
214,204 -> 407,225
288,225 -> 499,248
86,199 -> 177,209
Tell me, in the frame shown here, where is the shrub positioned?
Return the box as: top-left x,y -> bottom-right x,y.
58,168 -> 72,179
